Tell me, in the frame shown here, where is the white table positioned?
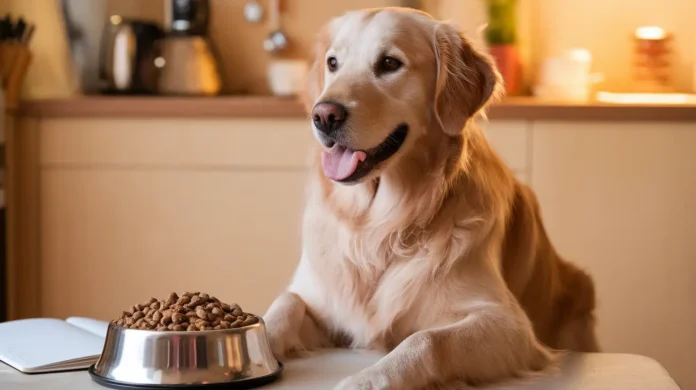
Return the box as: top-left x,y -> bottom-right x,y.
0,350 -> 680,389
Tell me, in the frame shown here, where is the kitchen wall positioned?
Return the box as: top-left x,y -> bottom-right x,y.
533,0 -> 696,94
106,0 -> 696,94
3,0 -> 695,98
435,0 -> 696,94
109,0 -> 402,95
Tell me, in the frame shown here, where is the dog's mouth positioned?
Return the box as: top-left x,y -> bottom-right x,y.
320,124 -> 409,184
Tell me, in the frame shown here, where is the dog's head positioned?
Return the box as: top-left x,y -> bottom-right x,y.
304,8 -> 502,185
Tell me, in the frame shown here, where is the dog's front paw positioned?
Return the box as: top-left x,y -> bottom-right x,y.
333,371 -> 392,390
265,326 -> 308,360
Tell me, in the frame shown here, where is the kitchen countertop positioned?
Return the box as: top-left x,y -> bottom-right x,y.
0,350 -> 680,390
16,96 -> 696,122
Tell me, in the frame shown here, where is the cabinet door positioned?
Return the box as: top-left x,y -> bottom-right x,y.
531,121 -> 696,390
39,118 -> 314,320
41,169 -> 306,320
481,120 -> 530,174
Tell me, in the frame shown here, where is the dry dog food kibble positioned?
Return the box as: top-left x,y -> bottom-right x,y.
112,292 -> 259,331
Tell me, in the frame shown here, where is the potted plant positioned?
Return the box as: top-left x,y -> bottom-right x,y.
483,0 -> 522,95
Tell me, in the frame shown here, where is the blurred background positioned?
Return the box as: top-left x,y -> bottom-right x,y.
0,0 -> 694,389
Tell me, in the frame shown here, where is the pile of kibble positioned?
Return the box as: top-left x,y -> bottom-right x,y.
113,292 -> 259,331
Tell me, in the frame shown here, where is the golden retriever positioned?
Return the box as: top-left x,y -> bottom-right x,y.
264,7 -> 600,389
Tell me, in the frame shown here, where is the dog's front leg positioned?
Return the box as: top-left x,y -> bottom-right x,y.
334,306 -> 555,390
263,291 -> 332,359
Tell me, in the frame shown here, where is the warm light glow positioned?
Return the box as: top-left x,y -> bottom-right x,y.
596,92 -> 696,104
635,26 -> 666,40
568,48 -> 592,63
110,15 -> 122,25
154,57 -> 166,68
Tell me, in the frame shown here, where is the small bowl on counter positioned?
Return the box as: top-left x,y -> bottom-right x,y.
268,59 -> 308,97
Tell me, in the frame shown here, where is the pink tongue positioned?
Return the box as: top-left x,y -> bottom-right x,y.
321,145 -> 367,181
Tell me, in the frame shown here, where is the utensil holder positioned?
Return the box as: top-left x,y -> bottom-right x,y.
1,42 -> 33,112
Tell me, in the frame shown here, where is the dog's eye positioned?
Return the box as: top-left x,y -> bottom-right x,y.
327,56 -> 338,72
376,56 -> 403,75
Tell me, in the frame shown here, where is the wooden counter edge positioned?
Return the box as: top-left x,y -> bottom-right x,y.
18,96 -> 309,119
17,95 -> 696,122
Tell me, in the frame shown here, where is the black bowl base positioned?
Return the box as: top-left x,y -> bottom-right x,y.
88,363 -> 283,390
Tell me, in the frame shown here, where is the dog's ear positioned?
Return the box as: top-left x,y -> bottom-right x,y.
433,24 -> 503,136
302,27 -> 331,113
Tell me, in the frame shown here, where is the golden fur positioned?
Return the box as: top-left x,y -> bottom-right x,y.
264,7 -> 599,389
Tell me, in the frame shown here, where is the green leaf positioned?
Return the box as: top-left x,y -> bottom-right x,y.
483,0 -> 518,45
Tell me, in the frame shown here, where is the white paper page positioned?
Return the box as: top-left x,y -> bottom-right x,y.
66,317 -> 110,339
0,318 -> 104,373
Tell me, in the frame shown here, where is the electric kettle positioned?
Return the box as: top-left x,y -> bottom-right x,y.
100,17 -> 163,94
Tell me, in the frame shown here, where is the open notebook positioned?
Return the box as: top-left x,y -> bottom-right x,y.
0,317 -> 109,374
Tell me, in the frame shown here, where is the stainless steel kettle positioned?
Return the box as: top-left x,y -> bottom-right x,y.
156,35 -> 222,96
157,0 -> 221,96
100,16 -> 163,94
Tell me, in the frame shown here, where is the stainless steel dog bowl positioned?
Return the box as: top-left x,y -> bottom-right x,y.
89,315 -> 282,389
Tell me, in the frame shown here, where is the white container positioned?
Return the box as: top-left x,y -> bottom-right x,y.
534,48 -> 600,102
267,60 -> 308,97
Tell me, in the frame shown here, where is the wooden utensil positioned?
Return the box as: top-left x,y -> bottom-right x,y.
263,0 -> 288,54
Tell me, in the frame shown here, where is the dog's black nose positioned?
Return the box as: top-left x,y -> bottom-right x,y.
312,102 -> 347,134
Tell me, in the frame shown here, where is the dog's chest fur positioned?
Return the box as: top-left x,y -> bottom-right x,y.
291,226 -> 432,350
289,183 -> 467,350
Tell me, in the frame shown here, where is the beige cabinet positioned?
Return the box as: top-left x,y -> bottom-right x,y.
530,121 -> 696,390
40,169 -> 308,319
39,119 -> 313,319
